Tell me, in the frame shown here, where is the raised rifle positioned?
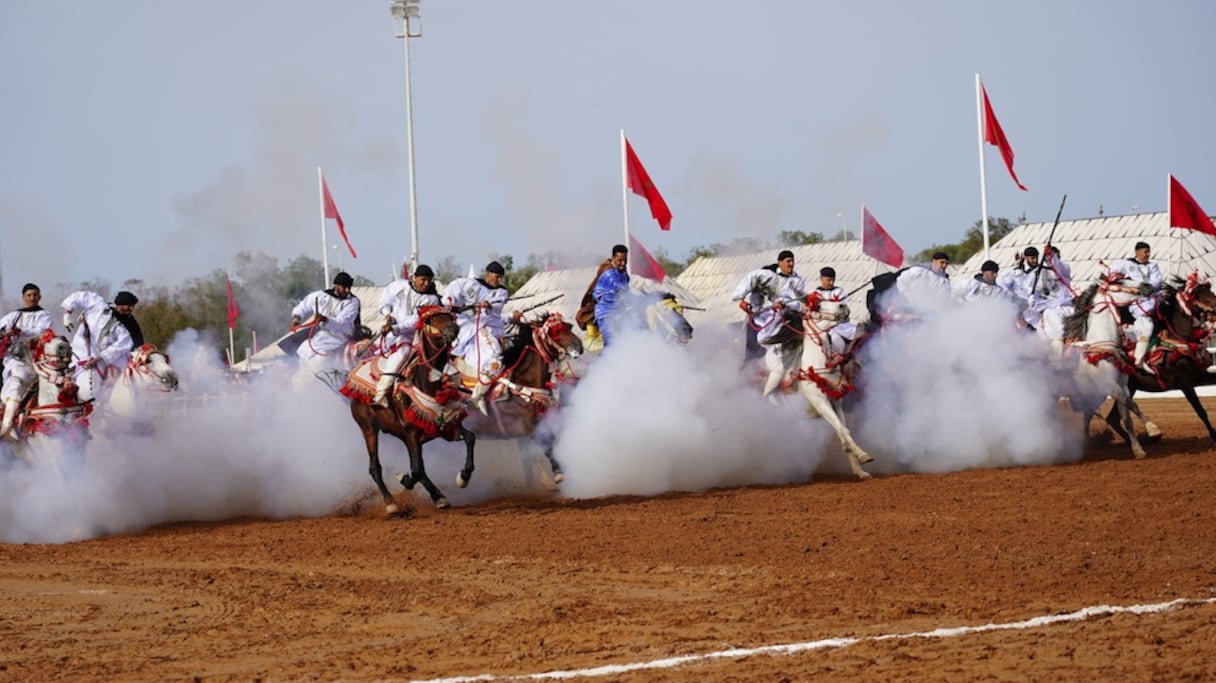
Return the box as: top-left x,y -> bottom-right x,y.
1031,194 -> 1068,296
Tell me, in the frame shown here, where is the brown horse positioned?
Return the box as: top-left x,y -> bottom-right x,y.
1102,275 -> 1216,443
341,307 -> 474,514
458,312 -> 583,483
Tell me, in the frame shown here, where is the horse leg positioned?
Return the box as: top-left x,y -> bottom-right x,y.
1113,392 -> 1147,459
1125,396 -> 1162,441
455,425 -> 476,489
354,405 -> 398,515
1103,400 -> 1130,443
401,431 -> 449,509
800,387 -> 872,480
1181,385 -> 1216,444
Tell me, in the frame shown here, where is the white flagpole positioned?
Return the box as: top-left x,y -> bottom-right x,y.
620,129 -> 632,277
318,166 -> 331,288
976,74 -> 992,260
228,326 -> 235,369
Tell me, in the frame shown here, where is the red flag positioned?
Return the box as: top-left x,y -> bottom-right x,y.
981,84 -> 1028,192
861,207 -> 904,268
224,273 -> 240,330
1169,174 -> 1216,237
624,139 -> 673,231
627,234 -> 667,282
321,174 -> 358,258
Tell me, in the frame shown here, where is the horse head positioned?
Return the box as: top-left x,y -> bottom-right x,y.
1099,276 -> 1153,306
128,344 -> 179,391
645,293 -> 694,344
416,306 -> 460,347
32,331 -> 72,373
809,300 -> 851,329
535,312 -> 583,360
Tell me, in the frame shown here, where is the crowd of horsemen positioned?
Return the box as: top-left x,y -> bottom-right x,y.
0,237 -> 1199,441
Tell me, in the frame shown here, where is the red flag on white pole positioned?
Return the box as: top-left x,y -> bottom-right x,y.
321,173 -> 358,258
624,138 -> 673,231
224,273 -> 240,330
861,206 -> 904,268
1169,174 -> 1216,237
627,234 -> 667,282
980,83 -> 1028,192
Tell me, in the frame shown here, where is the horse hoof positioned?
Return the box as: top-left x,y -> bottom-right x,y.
856,470 -> 873,481
457,472 -> 469,489
385,503 -> 399,515
1133,450 -> 1147,460
552,472 -> 564,484
857,453 -> 874,465
435,498 -> 450,510
1145,422 -> 1163,440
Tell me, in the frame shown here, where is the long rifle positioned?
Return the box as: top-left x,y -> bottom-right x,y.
1031,194 -> 1068,296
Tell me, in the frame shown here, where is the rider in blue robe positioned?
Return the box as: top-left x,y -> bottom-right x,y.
592,246 -> 631,347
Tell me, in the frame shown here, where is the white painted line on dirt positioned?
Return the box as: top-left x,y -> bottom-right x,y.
412,597 -> 1216,683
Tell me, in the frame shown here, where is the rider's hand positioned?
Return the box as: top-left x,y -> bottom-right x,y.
381,323 -> 393,335
290,316 -> 301,327
738,301 -> 752,314
79,358 -> 97,369
512,310 -> 523,322
477,301 -> 492,311
315,314 -> 327,323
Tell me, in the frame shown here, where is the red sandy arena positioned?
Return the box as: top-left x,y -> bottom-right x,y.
2,397 -> 1216,681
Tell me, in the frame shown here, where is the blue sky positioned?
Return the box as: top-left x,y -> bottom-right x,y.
3,0 -> 1215,298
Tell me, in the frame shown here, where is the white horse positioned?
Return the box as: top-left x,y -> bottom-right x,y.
1,333 -> 92,466
93,344 -> 179,438
1056,278 -> 1151,458
794,300 -> 874,479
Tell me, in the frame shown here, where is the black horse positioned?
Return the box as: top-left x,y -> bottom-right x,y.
1102,277 -> 1216,444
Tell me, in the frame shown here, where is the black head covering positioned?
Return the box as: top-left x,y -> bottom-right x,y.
777,250 -> 794,261
114,291 -> 139,306
21,283 -> 39,294
932,251 -> 950,261
332,272 -> 354,287
981,260 -> 999,273
1135,241 -> 1151,252
820,267 -> 836,278
413,264 -> 435,278
1022,246 -> 1039,258
486,261 -> 506,276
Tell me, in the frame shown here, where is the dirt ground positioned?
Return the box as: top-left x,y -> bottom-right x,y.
3,397 -> 1216,682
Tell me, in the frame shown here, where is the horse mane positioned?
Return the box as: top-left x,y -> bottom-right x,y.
502,319 -> 538,368
1061,283 -> 1099,343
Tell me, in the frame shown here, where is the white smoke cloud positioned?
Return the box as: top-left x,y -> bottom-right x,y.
0,298 -> 1087,544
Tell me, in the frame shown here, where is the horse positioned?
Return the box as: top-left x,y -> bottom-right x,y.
93,343 -> 179,438
1,332 -> 92,466
1099,274 -> 1216,443
341,307 -> 473,514
1056,277 -> 1153,458
456,312 -> 583,484
792,299 -> 874,479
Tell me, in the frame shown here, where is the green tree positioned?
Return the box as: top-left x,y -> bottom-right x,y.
913,217 -> 1015,264
777,230 -> 825,246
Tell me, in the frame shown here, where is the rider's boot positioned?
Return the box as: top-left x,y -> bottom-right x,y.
1134,337 -> 1151,372
0,397 -> 19,441
371,374 -> 395,408
469,375 -> 493,415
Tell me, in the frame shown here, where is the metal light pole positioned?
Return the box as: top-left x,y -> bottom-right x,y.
390,0 -> 422,276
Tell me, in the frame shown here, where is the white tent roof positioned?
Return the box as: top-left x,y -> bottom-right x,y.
958,212 -> 1216,287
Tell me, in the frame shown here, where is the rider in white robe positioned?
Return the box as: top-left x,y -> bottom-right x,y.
444,261 -> 511,413
886,252 -> 952,321
807,266 -> 858,355
61,290 -> 138,403
1105,241 -> 1164,370
371,265 -> 441,407
730,250 -> 809,398
0,283 -> 55,439
289,271 -> 362,389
